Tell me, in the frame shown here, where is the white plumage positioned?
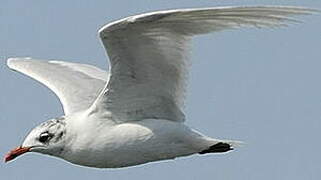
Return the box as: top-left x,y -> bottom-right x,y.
7,58 -> 108,114
5,6 -> 316,168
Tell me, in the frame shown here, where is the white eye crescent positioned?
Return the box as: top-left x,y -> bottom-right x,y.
39,132 -> 51,143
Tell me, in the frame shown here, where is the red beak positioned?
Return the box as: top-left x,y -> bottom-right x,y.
4,146 -> 31,163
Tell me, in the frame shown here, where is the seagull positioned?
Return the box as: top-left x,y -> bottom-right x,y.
4,6 -> 315,168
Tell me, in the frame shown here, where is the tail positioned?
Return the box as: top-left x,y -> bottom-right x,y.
199,140 -> 243,154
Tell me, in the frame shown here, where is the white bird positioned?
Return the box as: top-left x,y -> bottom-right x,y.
5,6 -> 315,168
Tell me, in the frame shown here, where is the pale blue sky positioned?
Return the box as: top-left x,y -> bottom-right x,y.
1,0 -> 320,180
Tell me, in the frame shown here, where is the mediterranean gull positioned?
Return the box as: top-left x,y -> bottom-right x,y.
4,6 -> 315,168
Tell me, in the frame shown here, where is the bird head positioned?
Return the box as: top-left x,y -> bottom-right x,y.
4,117 -> 67,162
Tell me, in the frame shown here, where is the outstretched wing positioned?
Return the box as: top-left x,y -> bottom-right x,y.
91,6 -> 315,123
7,58 -> 108,115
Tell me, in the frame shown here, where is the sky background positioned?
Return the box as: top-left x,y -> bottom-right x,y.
1,0 -> 320,180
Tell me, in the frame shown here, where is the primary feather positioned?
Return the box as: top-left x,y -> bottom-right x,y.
7,58 -> 108,114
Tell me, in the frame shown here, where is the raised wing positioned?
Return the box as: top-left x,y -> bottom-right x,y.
7,58 -> 108,115
91,6 -> 315,122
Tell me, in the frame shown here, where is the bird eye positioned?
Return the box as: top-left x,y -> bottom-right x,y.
39,132 -> 51,143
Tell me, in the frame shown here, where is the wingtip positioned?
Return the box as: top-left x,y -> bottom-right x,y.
7,57 -> 32,68
7,58 -> 17,68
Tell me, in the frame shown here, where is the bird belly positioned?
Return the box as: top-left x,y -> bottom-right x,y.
63,119 -> 205,168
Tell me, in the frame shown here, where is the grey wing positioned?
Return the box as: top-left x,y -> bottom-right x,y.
90,6 -> 316,122
7,58 -> 108,115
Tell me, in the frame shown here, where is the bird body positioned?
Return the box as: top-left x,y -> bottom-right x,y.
4,6 -> 316,168
60,115 -> 215,168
